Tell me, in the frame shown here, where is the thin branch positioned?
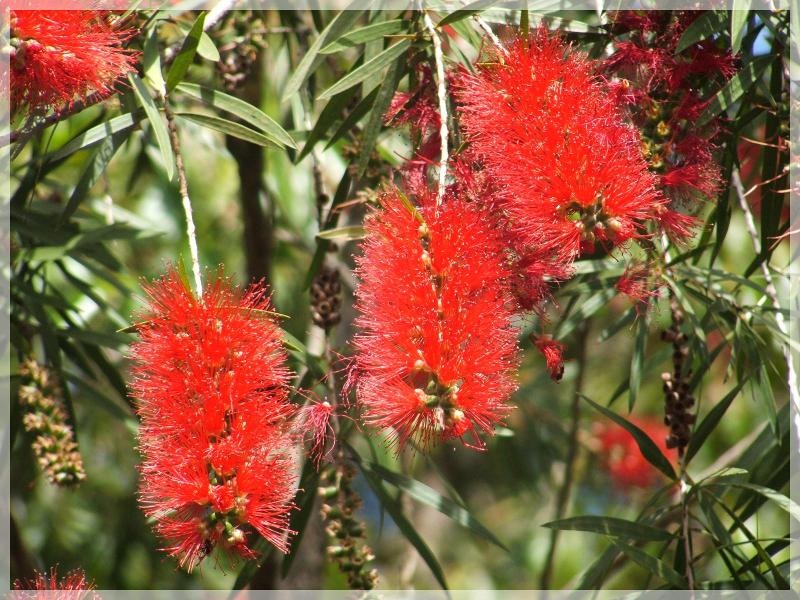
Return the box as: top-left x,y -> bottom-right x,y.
539,320 -> 590,590
164,102 -> 203,297
474,15 -> 507,55
423,10 -> 449,208
731,168 -> 799,416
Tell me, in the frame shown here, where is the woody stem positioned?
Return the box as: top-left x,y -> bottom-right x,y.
539,320 -> 590,589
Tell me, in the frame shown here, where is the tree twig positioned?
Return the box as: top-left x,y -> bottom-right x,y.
474,15 -> 507,55
423,10 -> 449,208
164,102 -> 202,296
539,320 -> 590,590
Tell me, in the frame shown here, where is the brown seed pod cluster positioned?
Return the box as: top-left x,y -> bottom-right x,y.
18,358 -> 86,485
319,461 -> 378,590
215,11 -> 267,93
660,296 -> 696,457
310,265 -> 342,330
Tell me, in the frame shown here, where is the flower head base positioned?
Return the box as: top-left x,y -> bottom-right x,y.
10,10 -> 138,117
454,30 -> 666,270
13,567 -> 98,600
354,188 -> 519,451
129,269 -> 296,571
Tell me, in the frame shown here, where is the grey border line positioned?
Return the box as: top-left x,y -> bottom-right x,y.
1,1 -> 796,596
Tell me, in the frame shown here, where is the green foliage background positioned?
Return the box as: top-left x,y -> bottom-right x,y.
6,5 -> 796,591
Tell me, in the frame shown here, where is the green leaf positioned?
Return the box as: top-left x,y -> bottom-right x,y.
610,540 -> 688,588
675,10 -> 727,53
281,6 -> 367,103
325,86 -> 379,151
281,459 -> 321,578
360,466 -> 448,590
730,2 -> 752,54
628,315 -> 648,411
721,483 -> 800,523
356,50 -> 406,177
437,0 -> 501,27
61,128 -> 129,224
176,112 -> 282,148
166,12 -> 206,92
581,395 -> 677,481
177,83 -> 297,149
752,363 -> 777,434
542,516 -> 673,542
320,20 -> 407,54
46,111 -> 142,163
697,55 -> 773,126
197,32 -> 220,62
129,73 -> 174,180
316,225 -> 366,241
143,26 -> 166,96
684,380 -> 746,464
362,461 -> 507,551
297,86 -> 360,161
574,545 -> 619,589
318,39 -> 411,100
554,287 -> 616,339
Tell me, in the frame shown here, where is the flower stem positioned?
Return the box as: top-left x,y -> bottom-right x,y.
423,10 -> 449,208
164,102 -> 202,297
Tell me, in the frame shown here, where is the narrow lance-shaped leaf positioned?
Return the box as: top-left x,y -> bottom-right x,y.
166,12 -> 206,92
611,539 -> 688,588
61,129 -> 130,224
318,39 -> 411,100
684,379 -> 746,464
353,454 -> 448,590
282,5 -> 367,102
129,73 -> 174,180
177,83 -> 297,149
628,314 -> 648,411
542,515 -> 674,542
356,50 -> 407,176
675,10 -> 727,53
176,113 -> 283,148
362,461 -> 507,551
697,54 -> 773,126
320,19 -> 408,54
581,395 -> 677,481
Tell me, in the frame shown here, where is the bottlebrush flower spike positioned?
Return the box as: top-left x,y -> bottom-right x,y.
10,10 -> 138,117
353,187 -> 519,450
129,269 -> 296,572
13,566 -> 99,600
453,30 -> 666,270
604,11 -> 736,211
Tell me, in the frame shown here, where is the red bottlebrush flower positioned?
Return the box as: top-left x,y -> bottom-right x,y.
532,335 -> 565,382
593,417 -> 674,490
604,11 -> 736,210
354,187 -> 519,450
10,10 -> 138,117
129,269 -> 296,572
13,567 -> 98,600
453,31 -> 666,270
616,262 -> 663,313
